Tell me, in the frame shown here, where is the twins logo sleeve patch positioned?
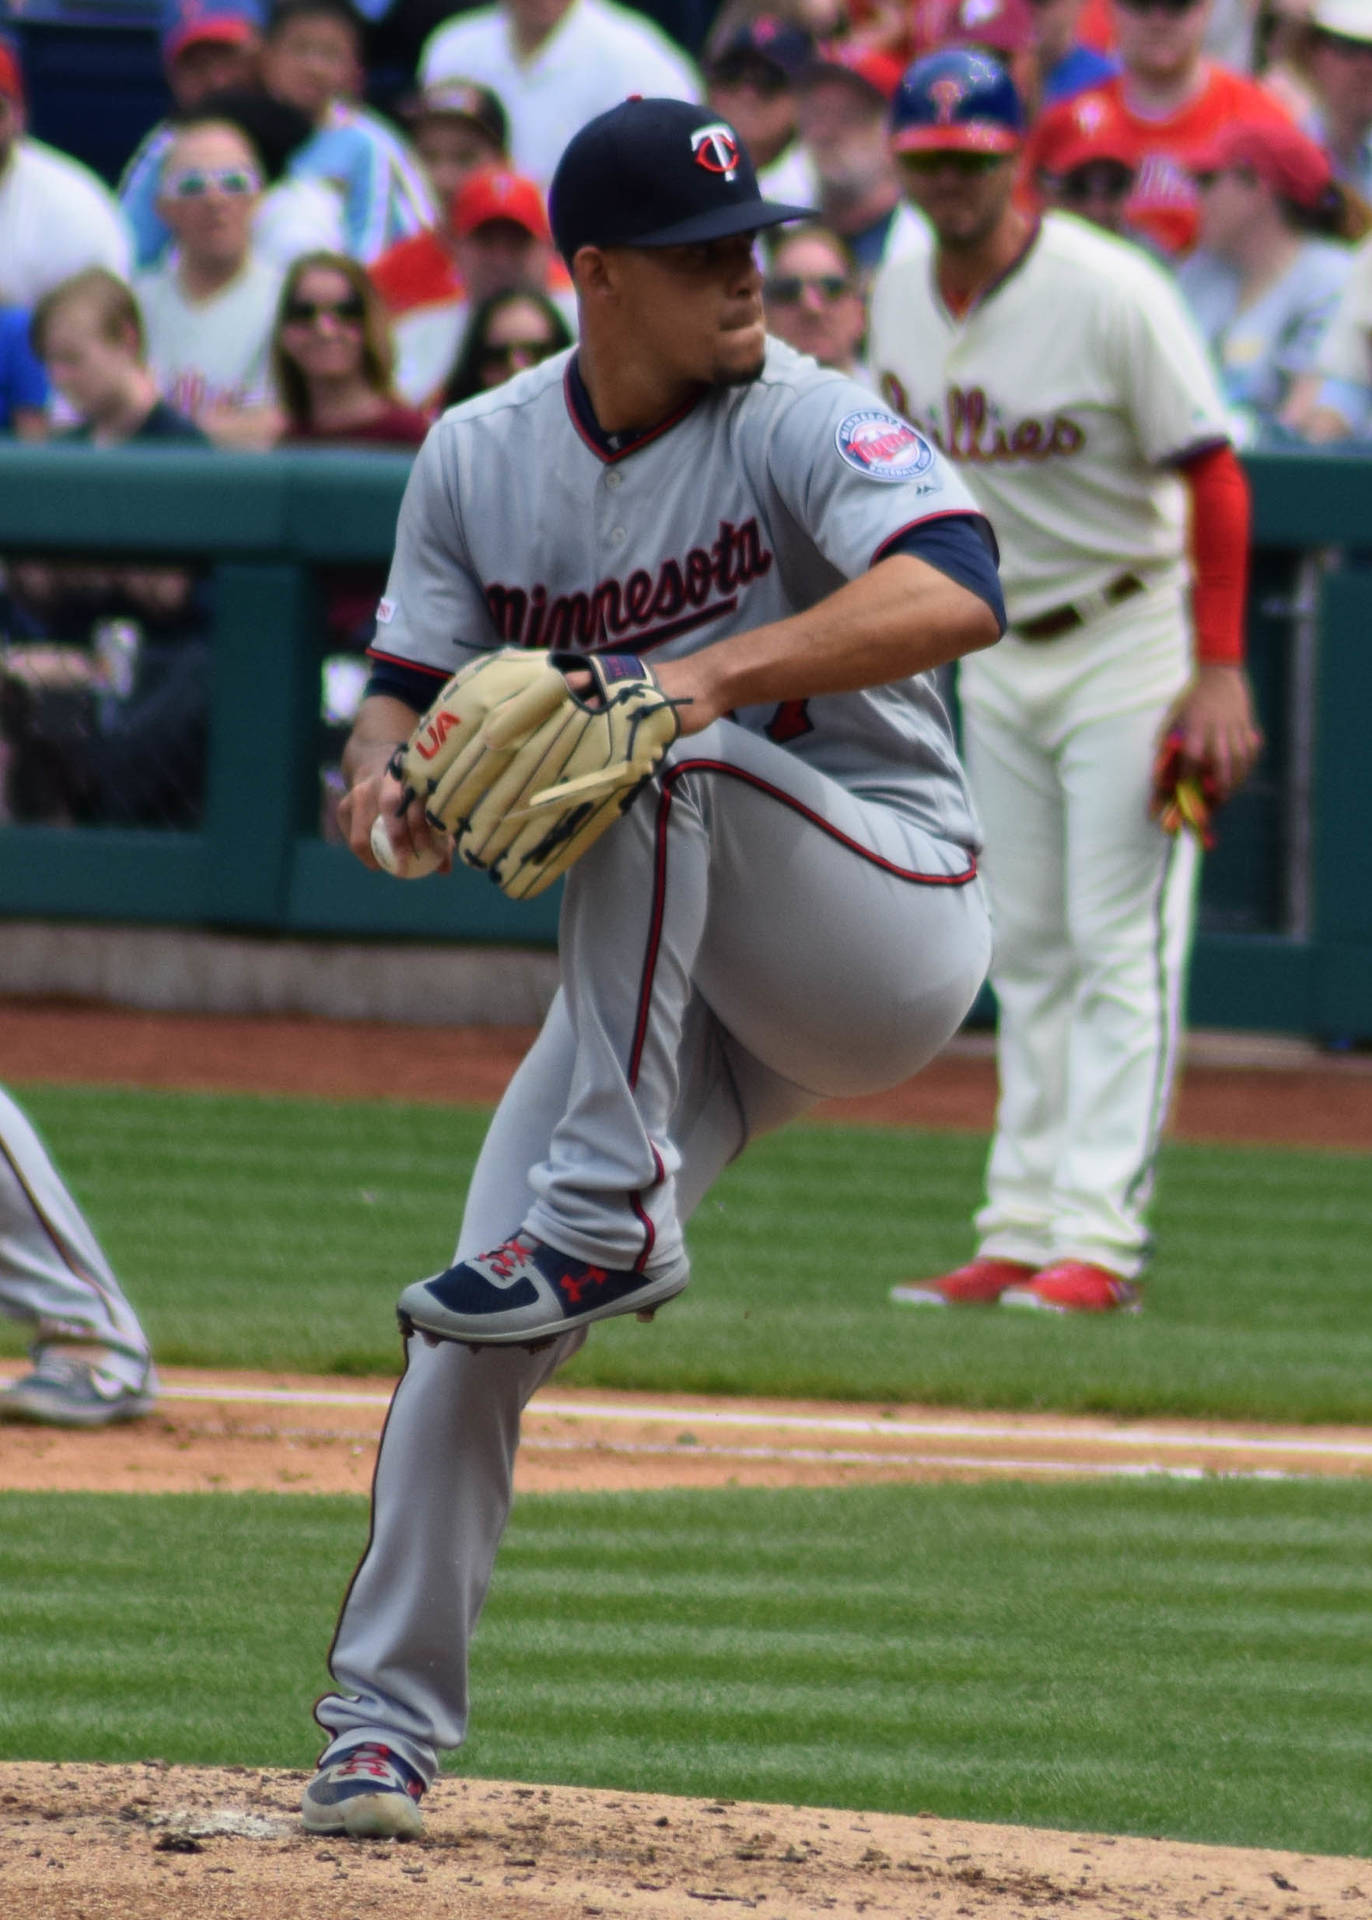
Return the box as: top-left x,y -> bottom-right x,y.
835,410 -> 937,483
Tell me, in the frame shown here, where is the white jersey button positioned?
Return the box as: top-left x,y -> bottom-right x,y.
605,471 -> 623,490
609,527 -> 626,547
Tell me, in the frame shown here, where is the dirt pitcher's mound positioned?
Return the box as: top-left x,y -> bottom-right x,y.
1,1762 -> 1365,1920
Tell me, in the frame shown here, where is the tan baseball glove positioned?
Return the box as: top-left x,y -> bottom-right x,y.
388,647 -> 682,899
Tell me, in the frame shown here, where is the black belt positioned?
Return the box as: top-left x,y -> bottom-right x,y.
1016,572 -> 1147,642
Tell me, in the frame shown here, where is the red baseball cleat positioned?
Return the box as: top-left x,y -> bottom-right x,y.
890,1257 -> 1037,1307
1001,1260 -> 1141,1314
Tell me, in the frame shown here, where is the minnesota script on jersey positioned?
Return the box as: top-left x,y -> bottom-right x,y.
370,338 -> 987,850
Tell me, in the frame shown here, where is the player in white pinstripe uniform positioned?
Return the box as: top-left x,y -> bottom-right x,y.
871,51 -> 1261,1314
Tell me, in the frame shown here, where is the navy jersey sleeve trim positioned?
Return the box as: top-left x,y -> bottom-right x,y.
874,511 -> 1006,636
363,657 -> 446,710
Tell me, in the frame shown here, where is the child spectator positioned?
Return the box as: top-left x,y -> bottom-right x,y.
1,271 -> 211,831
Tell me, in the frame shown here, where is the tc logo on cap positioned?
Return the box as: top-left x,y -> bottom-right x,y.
691,122 -> 741,181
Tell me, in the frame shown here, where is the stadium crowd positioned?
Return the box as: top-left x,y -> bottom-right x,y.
1,0 -> 1369,831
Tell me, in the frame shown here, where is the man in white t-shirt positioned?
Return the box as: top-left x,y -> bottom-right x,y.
0,40 -> 132,307
133,119 -> 283,447
419,0 -> 701,191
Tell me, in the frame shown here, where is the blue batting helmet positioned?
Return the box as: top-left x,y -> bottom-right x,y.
890,47 -> 1025,156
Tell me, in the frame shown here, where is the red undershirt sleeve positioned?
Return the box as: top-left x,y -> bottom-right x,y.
1176,442 -> 1250,665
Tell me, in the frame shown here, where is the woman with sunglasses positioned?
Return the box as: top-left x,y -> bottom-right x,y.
273,253 -> 429,670
762,222 -> 870,381
439,289 -> 573,408
273,252 -> 430,448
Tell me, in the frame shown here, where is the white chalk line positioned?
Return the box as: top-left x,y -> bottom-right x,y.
159,1384 -> 1372,1463
171,1419 -> 1321,1484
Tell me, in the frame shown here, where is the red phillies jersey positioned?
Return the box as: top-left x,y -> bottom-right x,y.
1026,67 -> 1300,255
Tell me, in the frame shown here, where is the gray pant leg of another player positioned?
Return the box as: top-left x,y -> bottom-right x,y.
0,1087 -> 153,1389
522,720 -> 992,1270
314,994 -> 817,1781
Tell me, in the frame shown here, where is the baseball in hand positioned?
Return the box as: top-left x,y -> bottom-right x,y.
370,814 -> 445,880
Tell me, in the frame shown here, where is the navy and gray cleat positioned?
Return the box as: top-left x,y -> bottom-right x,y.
397,1231 -> 689,1347
301,1742 -> 426,1838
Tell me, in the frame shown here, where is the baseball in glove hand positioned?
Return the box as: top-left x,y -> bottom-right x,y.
1149,727 -> 1223,849
388,647 -> 682,899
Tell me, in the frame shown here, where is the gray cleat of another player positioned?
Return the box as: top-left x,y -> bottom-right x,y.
301,1743 -> 426,1838
0,1350 -> 158,1427
397,1231 -> 690,1347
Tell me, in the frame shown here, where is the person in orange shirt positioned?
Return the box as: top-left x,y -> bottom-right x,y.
1025,0 -> 1301,253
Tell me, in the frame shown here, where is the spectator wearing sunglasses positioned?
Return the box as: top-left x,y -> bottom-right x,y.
1179,118 -> 1364,440
1025,0 -> 1305,254
122,0 -> 434,271
120,0 -> 267,269
0,38 -> 132,310
273,252 -> 428,664
762,223 -> 871,380
439,286 -> 573,406
275,251 -> 429,446
134,118 -> 284,447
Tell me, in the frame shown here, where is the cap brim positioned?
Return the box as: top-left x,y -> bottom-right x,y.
629,197 -> 817,248
892,126 -> 1021,156
164,21 -> 255,63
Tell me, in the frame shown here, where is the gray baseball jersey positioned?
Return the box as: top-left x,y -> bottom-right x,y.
314,337 -> 998,1790
370,337 -> 985,850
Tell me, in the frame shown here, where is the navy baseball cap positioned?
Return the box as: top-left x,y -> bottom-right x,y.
890,48 -> 1025,156
708,17 -> 816,82
548,97 -> 814,261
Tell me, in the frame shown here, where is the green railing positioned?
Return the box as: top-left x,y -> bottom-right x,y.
0,443 -> 1369,1038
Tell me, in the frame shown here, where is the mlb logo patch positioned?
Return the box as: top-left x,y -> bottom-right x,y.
835,411 -> 935,483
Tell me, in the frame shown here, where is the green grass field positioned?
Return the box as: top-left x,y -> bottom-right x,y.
1,1481 -> 1368,1858
2,1082 -> 1369,1859
5,1084 -> 1370,1422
